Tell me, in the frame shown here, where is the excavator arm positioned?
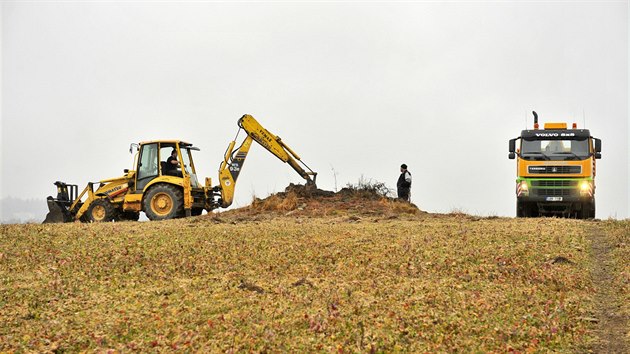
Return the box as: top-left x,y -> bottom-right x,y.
216,114 -> 317,208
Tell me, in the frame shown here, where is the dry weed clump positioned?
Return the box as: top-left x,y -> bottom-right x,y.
378,197 -> 419,215
251,191 -> 299,212
243,182 -> 419,219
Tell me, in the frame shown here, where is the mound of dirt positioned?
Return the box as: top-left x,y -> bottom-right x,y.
212,183 -> 422,220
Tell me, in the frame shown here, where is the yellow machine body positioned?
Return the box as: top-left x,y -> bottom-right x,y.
44,115 -> 317,222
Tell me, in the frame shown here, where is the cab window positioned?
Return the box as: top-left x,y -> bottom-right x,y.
160,145 -> 179,176
136,143 -> 158,191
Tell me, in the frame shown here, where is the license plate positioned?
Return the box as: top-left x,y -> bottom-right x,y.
546,197 -> 563,202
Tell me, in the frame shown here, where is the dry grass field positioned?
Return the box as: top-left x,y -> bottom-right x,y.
1,188 -> 628,352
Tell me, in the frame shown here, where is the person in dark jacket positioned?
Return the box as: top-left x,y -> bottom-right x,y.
397,164 -> 412,201
164,150 -> 182,177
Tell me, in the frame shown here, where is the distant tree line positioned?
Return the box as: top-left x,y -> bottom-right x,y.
0,197 -> 48,224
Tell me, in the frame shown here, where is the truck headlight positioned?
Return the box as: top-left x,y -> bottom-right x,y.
579,181 -> 593,196
517,181 -> 529,196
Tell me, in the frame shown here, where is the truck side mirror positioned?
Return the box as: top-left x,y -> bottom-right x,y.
508,139 -> 517,159
593,138 -> 601,159
594,138 -> 601,153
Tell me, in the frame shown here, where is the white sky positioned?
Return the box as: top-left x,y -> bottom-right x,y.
2,1 -> 629,218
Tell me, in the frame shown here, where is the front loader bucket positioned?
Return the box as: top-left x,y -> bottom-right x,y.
43,182 -> 79,223
43,197 -> 70,223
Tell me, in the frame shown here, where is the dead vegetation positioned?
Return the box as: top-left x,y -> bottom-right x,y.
215,182 -> 422,220
2,215 -> 614,352
1,181 -> 627,352
588,223 -> 629,353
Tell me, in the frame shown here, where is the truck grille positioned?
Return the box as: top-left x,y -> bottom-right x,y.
533,188 -> 578,197
528,166 -> 582,174
532,180 -> 579,187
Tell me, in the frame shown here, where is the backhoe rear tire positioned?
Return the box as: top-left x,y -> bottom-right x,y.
144,184 -> 184,221
86,199 -> 118,222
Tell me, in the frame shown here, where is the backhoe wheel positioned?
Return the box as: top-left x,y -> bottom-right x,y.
87,199 -> 117,222
144,184 -> 184,221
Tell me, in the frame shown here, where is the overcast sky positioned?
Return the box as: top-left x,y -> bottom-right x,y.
2,1 -> 628,219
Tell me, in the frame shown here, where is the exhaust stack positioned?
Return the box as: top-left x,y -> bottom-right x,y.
532,111 -> 539,130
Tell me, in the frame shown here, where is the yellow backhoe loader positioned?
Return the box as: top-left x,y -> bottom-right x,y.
44,114 -> 317,223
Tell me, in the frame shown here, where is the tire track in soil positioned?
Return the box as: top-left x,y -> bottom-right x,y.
588,225 -> 628,353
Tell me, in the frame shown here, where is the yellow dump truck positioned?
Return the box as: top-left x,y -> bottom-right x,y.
44,114 -> 317,222
508,111 -> 601,219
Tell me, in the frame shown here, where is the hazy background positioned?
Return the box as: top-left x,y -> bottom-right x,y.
1,1 -> 628,222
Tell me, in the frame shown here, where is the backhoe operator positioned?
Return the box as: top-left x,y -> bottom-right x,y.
164,150 -> 182,177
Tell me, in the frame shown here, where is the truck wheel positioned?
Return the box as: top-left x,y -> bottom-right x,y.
87,199 -> 117,222
516,201 -> 524,217
528,203 -> 539,217
580,202 -> 595,220
579,203 -> 589,219
518,202 -> 535,218
144,184 -> 183,221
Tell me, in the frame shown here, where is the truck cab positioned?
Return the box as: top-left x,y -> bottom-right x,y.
508,115 -> 601,219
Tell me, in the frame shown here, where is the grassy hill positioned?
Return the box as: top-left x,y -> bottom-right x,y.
1,188 -> 627,352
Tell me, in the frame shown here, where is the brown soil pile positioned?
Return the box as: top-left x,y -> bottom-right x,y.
215,183 -> 422,220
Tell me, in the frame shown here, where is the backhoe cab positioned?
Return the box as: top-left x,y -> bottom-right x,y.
44,114 -> 317,223
126,140 -> 207,220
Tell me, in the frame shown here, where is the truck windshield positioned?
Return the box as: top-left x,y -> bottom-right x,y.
521,139 -> 590,161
